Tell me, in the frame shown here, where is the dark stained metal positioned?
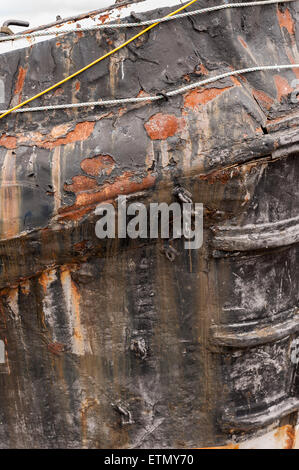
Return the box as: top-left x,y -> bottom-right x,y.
0,0 -> 298,448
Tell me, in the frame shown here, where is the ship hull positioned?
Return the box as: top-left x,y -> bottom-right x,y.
0,0 -> 298,448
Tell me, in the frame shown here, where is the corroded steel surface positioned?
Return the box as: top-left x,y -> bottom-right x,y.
0,0 -> 298,448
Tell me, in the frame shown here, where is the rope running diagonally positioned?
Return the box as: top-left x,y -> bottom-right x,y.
1,64 -> 299,114
0,0 -> 201,120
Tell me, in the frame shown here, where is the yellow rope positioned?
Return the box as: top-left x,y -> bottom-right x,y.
0,0 -> 200,120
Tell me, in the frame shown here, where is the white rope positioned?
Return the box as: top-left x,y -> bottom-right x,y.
0,0 -> 297,42
1,63 -> 298,114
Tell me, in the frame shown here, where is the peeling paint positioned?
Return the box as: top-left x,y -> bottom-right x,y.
0,122 -> 95,150
61,171 -> 156,215
81,154 -> 115,177
64,175 -> 98,193
184,86 -> 233,110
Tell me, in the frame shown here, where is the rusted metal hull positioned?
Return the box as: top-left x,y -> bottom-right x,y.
0,0 -> 298,448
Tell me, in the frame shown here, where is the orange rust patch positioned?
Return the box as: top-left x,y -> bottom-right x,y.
59,172 -> 156,219
43,121 -> 95,149
0,134 -> 17,149
16,121 -> 95,149
75,80 -> 81,92
277,7 -> 295,35
274,75 -> 293,101
252,89 -> 274,110
74,172 -> 156,207
144,113 -> 185,140
99,14 -> 110,23
81,154 -> 115,176
14,66 -> 27,98
64,175 -> 98,193
184,86 -> 232,110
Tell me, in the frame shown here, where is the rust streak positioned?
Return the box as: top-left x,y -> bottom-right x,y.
38,270 -> 56,294
75,80 -> 81,92
238,36 -> 248,49
14,66 -> 27,102
285,425 -> 296,449
277,7 -> 295,35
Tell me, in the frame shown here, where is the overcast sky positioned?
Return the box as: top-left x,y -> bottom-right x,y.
0,0 -> 114,30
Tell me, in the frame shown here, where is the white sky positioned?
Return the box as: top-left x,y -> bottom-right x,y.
0,0 -> 114,30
